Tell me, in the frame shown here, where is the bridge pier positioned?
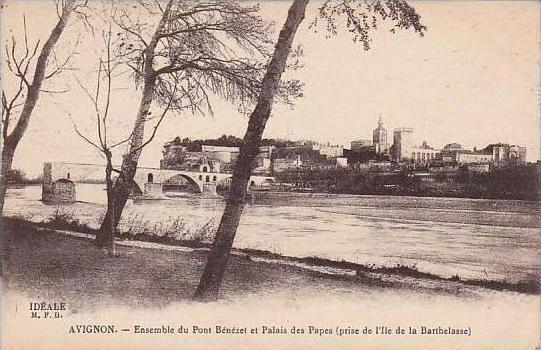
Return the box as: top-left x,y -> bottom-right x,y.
143,182 -> 164,199
42,163 -> 76,204
201,182 -> 218,197
42,180 -> 76,204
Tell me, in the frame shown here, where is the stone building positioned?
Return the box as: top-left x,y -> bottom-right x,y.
455,152 -> 493,164
273,156 -> 303,173
161,139 -> 275,175
392,128 -> 440,164
253,145 -> 276,175
441,143 -> 465,163
484,143 -> 527,166
350,139 -> 372,152
372,116 -> 388,154
392,127 -> 415,162
201,145 -> 239,163
311,143 -> 344,158
409,141 -> 440,164
440,143 -> 492,165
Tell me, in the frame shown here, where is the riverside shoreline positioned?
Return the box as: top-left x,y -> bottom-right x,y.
2,216 -> 540,350
2,217 -> 538,307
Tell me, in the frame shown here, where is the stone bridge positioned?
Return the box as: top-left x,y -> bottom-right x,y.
42,162 -> 275,202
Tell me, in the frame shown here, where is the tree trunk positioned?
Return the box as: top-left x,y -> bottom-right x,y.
94,1 -> 172,247
193,0 -> 309,301
94,74 -> 157,247
94,151 -> 117,254
0,4 -> 75,217
0,144 -> 15,215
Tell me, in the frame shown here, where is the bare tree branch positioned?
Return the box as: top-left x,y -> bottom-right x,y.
44,32 -> 80,79
1,0 -> 88,156
72,121 -> 103,152
125,83 -> 178,158
109,129 -> 135,149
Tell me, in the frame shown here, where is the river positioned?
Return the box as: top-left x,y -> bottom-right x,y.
4,184 -> 540,283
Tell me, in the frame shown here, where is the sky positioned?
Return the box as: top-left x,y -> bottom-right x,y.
1,0 -> 540,177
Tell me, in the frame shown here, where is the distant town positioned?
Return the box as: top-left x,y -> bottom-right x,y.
159,118 -> 538,200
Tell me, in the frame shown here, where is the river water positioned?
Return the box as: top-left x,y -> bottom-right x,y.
4,184 -> 540,283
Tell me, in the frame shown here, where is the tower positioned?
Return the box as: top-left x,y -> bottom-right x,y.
372,115 -> 388,154
392,128 -> 414,162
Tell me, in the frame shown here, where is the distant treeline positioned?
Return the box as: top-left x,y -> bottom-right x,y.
5,169 -> 41,185
275,163 -> 540,201
454,164 -> 539,200
169,134 -> 309,152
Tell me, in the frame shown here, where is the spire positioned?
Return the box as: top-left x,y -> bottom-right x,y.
378,114 -> 383,128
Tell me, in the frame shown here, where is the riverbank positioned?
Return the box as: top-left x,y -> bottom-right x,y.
3,217 -> 538,299
2,217 -> 540,350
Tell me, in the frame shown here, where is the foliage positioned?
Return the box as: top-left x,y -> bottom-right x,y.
113,0 -> 303,115
463,164 -> 540,200
311,0 -> 426,50
91,1 -> 306,245
275,164 -> 540,200
170,134 -> 244,151
167,134 -> 328,152
43,208 -> 95,234
119,214 -> 216,243
5,169 -> 27,184
41,209 -> 217,244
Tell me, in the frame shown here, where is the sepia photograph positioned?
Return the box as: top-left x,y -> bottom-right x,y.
1,0 -> 539,349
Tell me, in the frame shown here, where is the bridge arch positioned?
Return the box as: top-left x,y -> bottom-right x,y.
162,174 -> 202,193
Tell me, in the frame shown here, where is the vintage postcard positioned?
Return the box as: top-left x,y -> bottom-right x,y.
1,0 -> 539,349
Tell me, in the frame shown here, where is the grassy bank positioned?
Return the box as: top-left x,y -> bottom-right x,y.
3,216 -> 539,299
2,216 -> 540,350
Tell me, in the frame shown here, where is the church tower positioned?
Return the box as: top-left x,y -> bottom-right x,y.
372,116 -> 388,154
